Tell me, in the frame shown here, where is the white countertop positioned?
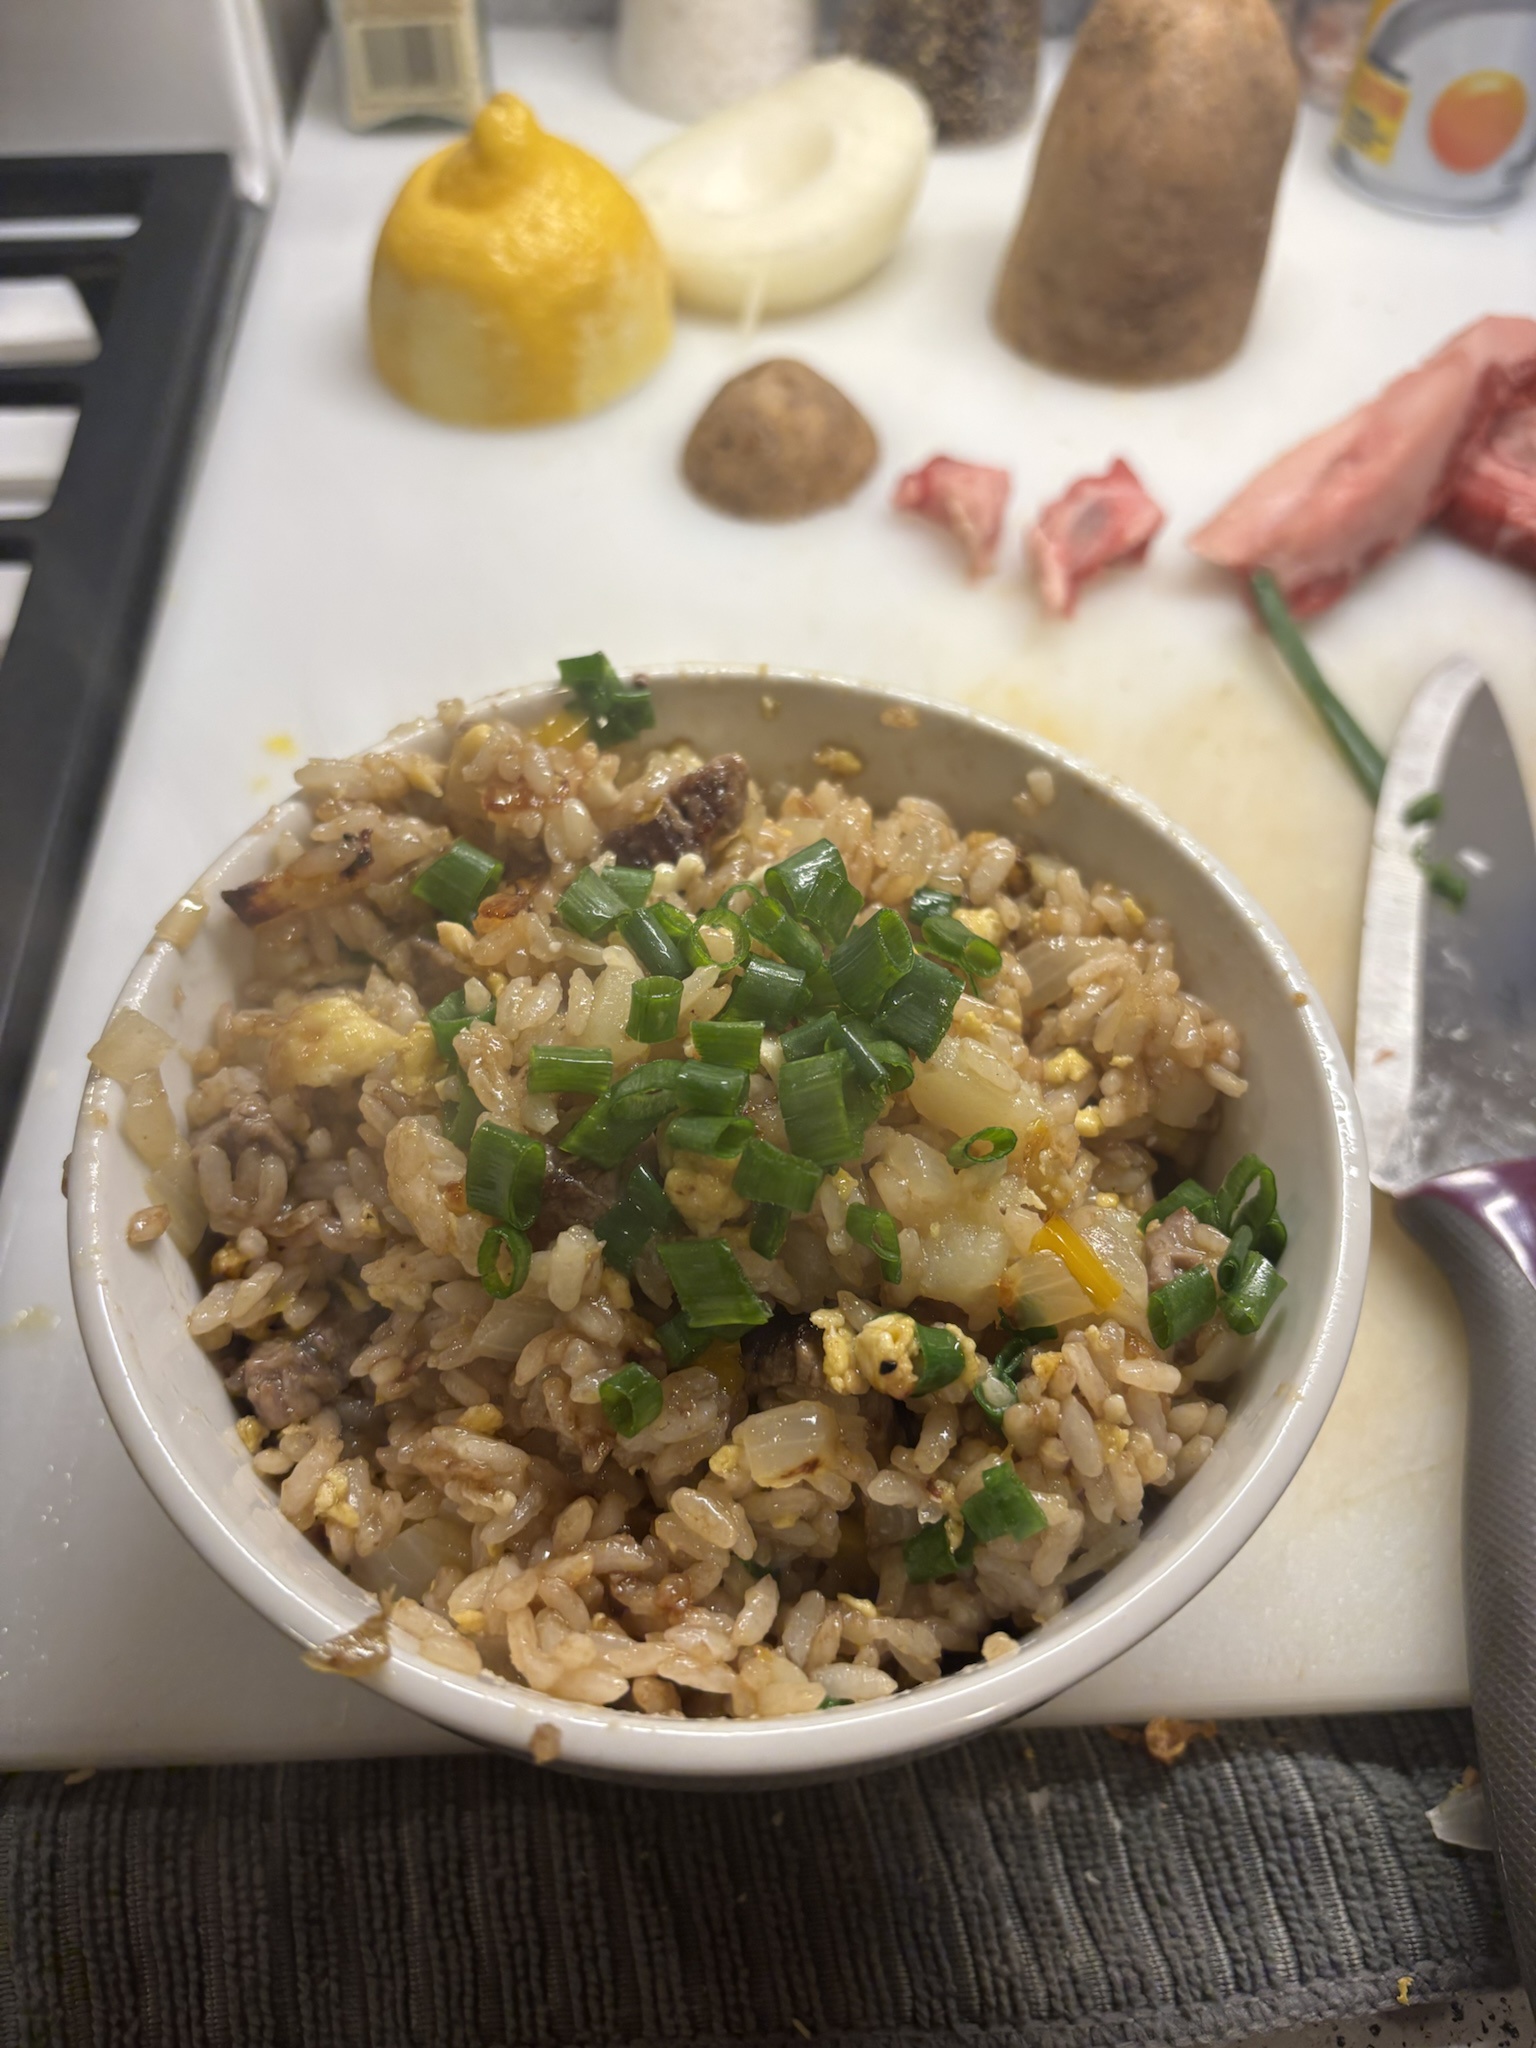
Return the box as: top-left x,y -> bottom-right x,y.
3,26 -> 1535,1768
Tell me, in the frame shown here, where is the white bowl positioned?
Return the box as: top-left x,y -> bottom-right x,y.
69,668 -> 1370,1783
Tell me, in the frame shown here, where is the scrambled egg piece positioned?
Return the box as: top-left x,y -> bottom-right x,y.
954,906 -> 1005,945
394,1022 -> 444,1096
811,1308 -> 859,1395
812,1310 -> 985,1402
1043,1047 -> 1093,1087
708,1444 -> 744,1479
312,1465 -> 360,1530
267,995 -> 406,1095
664,1155 -> 749,1232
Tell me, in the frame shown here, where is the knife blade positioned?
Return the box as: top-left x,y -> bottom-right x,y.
1356,658 -> 1536,1987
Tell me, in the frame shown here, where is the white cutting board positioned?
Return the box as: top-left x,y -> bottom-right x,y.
3,28 -> 1534,1766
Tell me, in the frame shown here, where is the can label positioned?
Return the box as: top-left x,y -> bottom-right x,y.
1334,0 -> 1536,217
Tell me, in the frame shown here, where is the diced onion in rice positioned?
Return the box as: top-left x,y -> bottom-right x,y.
734,1402 -> 835,1488
90,1007 -> 175,1086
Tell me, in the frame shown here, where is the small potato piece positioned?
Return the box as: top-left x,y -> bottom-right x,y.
683,359 -> 877,521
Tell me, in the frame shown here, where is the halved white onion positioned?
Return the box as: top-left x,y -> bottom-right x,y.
630,59 -> 933,319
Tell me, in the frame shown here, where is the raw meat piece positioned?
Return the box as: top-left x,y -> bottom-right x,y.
1028,459 -> 1165,618
1442,402 -> 1536,575
1190,315 -> 1536,616
893,455 -> 1011,578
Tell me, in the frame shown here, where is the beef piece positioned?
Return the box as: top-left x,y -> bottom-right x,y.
1441,400 -> 1536,575
894,455 -> 1011,578
231,1305 -> 369,1429
605,754 -> 749,868
1029,459 -> 1165,618
1190,315 -> 1536,616
530,1145 -> 618,1249
741,1311 -> 824,1396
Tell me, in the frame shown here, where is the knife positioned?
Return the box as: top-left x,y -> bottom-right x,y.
1356,658 -> 1536,1982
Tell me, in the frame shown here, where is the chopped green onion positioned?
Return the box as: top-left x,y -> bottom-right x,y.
618,907 -> 689,979
467,1122 -> 545,1229
1221,1251 -> 1287,1335
721,956 -> 807,1027
1251,572 -> 1385,802
1140,1179 -> 1219,1232
780,1012 -> 839,1061
992,1333 -> 1033,1384
741,894 -> 825,975
627,975 -> 683,1045
875,955 -> 962,1061
595,1165 -> 680,1274
911,1322 -> 966,1397
1256,1214 -> 1288,1263
1416,848 -> 1469,908
427,986 -> 494,1062
948,1127 -> 1017,1170
691,1019 -> 761,1071
675,1061 -> 749,1116
973,1372 -> 1018,1430
829,909 -> 914,1017
526,1044 -> 613,1095
909,885 -> 961,924
443,1081 -> 480,1151
651,900 -> 712,969
830,1017 -> 908,1096
904,1522 -> 962,1584
598,1362 -> 664,1437
921,913 -> 1003,986
604,866 -> 654,910
557,866 -> 629,942
561,1088 -> 672,1169
412,839 -> 504,925
1148,1265 -> 1219,1349
750,1204 -> 791,1258
477,1222 -> 530,1300
765,839 -> 861,943
846,1203 -> 902,1283
1403,792 -> 1443,826
869,1035 -> 915,1095
659,1239 -> 770,1330
557,652 -> 655,744
656,1312 -> 712,1368
1217,1223 -> 1254,1296
668,1114 -> 754,1159
777,1051 -> 856,1166
1214,1155 -> 1277,1236
695,907 -> 751,970
734,1136 -> 823,1212
961,1463 -> 1048,1545
610,1058 -> 685,1102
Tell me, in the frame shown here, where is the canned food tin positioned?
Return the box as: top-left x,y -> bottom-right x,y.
1333,0 -> 1536,217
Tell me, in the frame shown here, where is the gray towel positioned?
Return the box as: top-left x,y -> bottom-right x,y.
0,1713 -> 1512,2048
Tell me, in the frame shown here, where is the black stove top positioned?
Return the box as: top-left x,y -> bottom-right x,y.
0,154 -> 244,1162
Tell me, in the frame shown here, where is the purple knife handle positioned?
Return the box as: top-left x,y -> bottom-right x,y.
1400,1158 -> 1536,1987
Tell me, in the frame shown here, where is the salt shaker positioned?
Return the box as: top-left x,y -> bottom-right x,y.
614,0 -> 818,123
840,0 -> 1042,143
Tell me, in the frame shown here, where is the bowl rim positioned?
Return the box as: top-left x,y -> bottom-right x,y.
68,663 -> 1371,1780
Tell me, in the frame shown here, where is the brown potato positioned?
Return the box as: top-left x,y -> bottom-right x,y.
683,359 -> 878,520
993,0 -> 1298,386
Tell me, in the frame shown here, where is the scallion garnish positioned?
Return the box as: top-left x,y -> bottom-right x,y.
605,865 -> 654,910
557,652 -> 656,744
1403,792 -> 1443,826
477,1222 -> 531,1300
1148,1265 -> 1219,1348
921,912 -> 1002,986
675,1061 -> 749,1116
1221,1251 -> 1287,1334
427,986 -> 495,1062
466,1122 -> 545,1229
1217,1223 -> 1253,1296
659,1238 -> 771,1330
595,1165 -> 680,1274
827,1017 -> 900,1096
1416,848 -> 1469,909
904,1522 -> 962,1584
559,866 -> 632,942
627,975 -> 683,1045
911,1322 -> 966,1396
691,1019 -> 762,1071
734,1136 -> 823,1212
598,1362 -> 665,1437
780,1013 -> 839,1060
750,1204 -> 791,1258
526,1044 -> 613,1095
618,906 -> 690,979
1213,1156 -> 1276,1237
443,1081 -> 479,1151
846,1203 -> 902,1283
561,1087 -> 673,1169
829,908 -> 914,1017
652,900 -> 713,969
948,1126 -> 1017,1170
657,1312 -> 712,1368
721,956 -> 807,1027
412,839 -> 504,925
909,885 -> 960,924
741,894 -> 825,975
961,1463 -> 1048,1545
875,955 -> 962,1060
610,1059 -> 686,1102
668,1114 -> 754,1159
1250,572 -> 1385,802
764,839 -> 861,943
777,1050 -> 856,1166
695,906 -> 751,970
1139,1179 -> 1219,1232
